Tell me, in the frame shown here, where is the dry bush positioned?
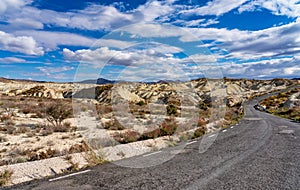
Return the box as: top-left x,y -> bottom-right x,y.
198,118 -> 207,127
113,130 -> 140,144
0,170 -> 13,187
102,118 -> 125,130
96,104 -> 112,115
45,101 -> 72,128
16,126 -> 30,134
68,142 -> 89,154
159,117 -> 178,136
20,107 -> 32,114
141,117 -> 179,140
3,126 -> 16,135
0,114 -> 11,122
52,121 -> 75,133
140,128 -> 160,140
27,148 -> 60,161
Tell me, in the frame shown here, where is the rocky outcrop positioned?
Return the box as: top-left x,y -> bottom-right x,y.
284,92 -> 300,108
0,78 -> 298,107
7,85 -> 64,99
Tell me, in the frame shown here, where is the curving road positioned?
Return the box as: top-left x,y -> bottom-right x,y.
4,87 -> 300,190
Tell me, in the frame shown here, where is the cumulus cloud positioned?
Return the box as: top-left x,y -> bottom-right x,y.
136,0 -> 175,22
63,43 -> 184,68
0,31 -> 44,55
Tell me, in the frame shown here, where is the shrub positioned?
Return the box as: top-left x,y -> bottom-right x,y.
113,130 -> 140,144
166,104 -> 178,116
140,128 -> 160,140
45,101 -> 72,128
0,170 -> 13,187
159,117 -> 178,136
21,107 -> 32,114
52,121 -> 74,132
39,125 -> 53,136
16,126 -> 30,134
192,127 -> 206,139
136,100 -> 145,106
0,114 -> 11,122
4,126 -> 16,135
96,104 -> 112,115
68,143 -> 89,154
102,118 -> 125,130
27,148 -> 60,161
198,118 -> 207,127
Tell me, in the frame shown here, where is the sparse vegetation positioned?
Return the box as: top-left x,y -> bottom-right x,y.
45,101 -> 72,128
192,127 -> 206,139
0,77 -> 297,184
0,169 -> 13,187
260,87 -> 300,122
159,117 -> 178,136
136,100 -> 145,106
102,118 -> 125,130
166,104 -> 178,116
113,130 -> 140,144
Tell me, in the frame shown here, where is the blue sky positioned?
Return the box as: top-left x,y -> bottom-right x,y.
0,0 -> 300,82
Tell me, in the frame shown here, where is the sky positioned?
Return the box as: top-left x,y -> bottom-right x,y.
0,0 -> 300,82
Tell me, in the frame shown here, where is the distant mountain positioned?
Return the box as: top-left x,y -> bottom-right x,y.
79,78 -> 185,85
292,78 -> 300,80
0,77 -> 47,83
79,78 -> 116,85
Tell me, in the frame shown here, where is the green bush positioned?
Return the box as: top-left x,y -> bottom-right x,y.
136,100 -> 145,106
192,127 -> 206,139
166,104 -> 178,116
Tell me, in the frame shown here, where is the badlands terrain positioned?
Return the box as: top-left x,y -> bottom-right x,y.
0,77 -> 299,186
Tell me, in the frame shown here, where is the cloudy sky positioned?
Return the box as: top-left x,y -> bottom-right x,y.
0,0 -> 300,82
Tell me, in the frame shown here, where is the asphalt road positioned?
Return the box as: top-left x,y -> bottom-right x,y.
4,88 -> 300,190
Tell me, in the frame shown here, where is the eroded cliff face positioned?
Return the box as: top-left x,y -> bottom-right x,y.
0,78 -> 298,107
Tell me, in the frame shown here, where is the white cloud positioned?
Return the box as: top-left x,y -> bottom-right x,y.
0,57 -> 26,63
136,0 -> 175,22
179,19 -> 300,60
181,0 -> 249,16
220,20 -> 300,59
0,0 -> 31,14
238,0 -> 300,17
6,18 -> 43,30
14,30 -> 96,51
2,1 -> 178,32
0,31 -> 44,55
63,45 -> 182,68
221,57 -> 300,78
93,39 -> 135,49
37,66 -> 74,74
